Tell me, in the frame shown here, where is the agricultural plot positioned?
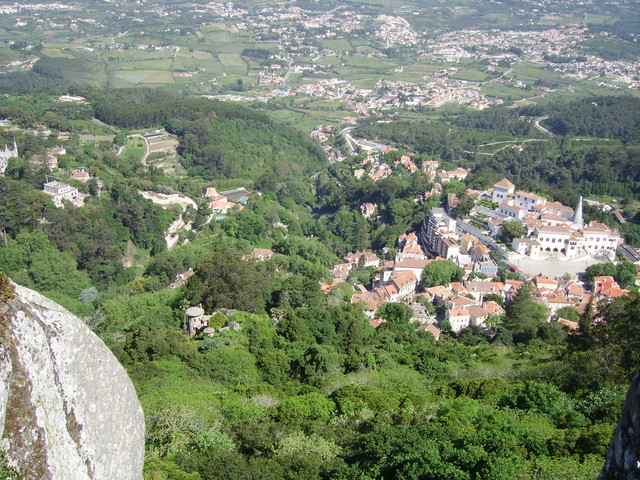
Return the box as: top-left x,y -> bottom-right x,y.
40,48 -> 75,58
115,58 -> 174,71
218,53 -> 247,67
317,55 -> 341,67
217,74 -> 253,89
217,54 -> 248,75
342,55 -> 396,70
449,69 -> 490,82
352,77 -> 380,89
321,38 -> 354,52
512,99 -> 537,107
480,83 -> 533,102
109,70 -> 175,86
585,13 -> 620,24
389,71 -> 427,83
269,107 -> 352,132
404,63 -> 442,76
174,51 -> 225,74
354,46 -> 381,55
510,63 -> 568,84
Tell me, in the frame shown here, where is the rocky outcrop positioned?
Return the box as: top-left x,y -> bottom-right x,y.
0,282 -> 144,480
599,373 -> 640,480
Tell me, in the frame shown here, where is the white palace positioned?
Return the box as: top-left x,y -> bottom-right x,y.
491,179 -> 622,260
0,142 -> 18,176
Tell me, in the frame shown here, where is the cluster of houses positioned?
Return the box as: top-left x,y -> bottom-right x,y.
322,180 -> 636,339
353,149 -> 469,188
27,145 -> 67,171
0,142 -> 92,208
327,227 -> 635,338
422,178 -> 623,264
339,233 -> 433,318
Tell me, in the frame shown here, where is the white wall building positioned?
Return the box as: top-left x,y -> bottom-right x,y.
0,142 -> 18,176
498,204 -> 528,221
514,191 -> 547,212
514,222 -> 620,260
491,178 -> 515,203
43,181 -> 79,208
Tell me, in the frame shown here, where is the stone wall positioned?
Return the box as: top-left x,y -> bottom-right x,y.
0,283 -> 144,480
599,373 -> 640,480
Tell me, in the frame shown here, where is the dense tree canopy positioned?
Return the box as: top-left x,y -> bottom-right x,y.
421,260 -> 464,287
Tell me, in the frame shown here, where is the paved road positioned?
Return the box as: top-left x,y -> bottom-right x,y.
339,126 -> 358,155
534,116 -> 555,136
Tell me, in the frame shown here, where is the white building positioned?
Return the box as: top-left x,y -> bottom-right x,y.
445,308 -> 471,332
514,191 -> 546,212
0,142 -> 18,176
43,180 -> 79,208
514,222 -> 620,260
491,178 -> 515,203
498,204 -> 528,221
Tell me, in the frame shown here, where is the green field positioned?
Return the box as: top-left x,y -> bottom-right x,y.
110,70 -> 175,86
40,48 -> 75,58
449,69 -> 490,82
342,55 -> 395,70
317,55 -> 341,67
218,53 -> 246,67
115,58 -> 174,70
321,38 -> 354,52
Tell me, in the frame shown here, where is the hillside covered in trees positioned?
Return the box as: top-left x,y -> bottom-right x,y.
0,89 -> 638,479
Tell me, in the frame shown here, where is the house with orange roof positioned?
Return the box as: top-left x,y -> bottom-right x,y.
426,285 -> 455,305
467,305 -> 490,327
351,293 -> 382,318
460,234 -> 477,254
70,168 -> 90,183
515,191 -> 547,211
498,204 -> 529,221
389,270 -> 418,300
447,168 -> 469,181
421,160 -> 439,178
557,319 -> 579,331
416,323 -> 441,340
505,279 -> 524,291
169,268 -> 195,289
447,282 -> 468,296
369,318 -> 387,329
250,248 -> 275,261
483,300 -> 505,316
344,251 -> 380,268
565,281 -> 585,300
320,278 -> 345,295
360,202 -> 377,218
535,275 -> 558,291
544,292 -> 575,315
594,276 -> 629,299
464,281 -> 506,302
204,186 -> 240,214
332,263 -> 353,279
393,257 -> 431,281
447,295 -> 479,310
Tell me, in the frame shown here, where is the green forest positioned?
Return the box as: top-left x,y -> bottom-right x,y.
0,89 -> 639,480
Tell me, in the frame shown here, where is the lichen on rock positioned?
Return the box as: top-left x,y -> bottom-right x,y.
0,281 -> 144,480
599,373 -> 640,480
